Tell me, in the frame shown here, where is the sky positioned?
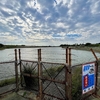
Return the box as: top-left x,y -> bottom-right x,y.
0,0 -> 100,46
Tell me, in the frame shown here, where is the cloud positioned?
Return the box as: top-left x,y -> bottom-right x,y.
0,0 -> 100,45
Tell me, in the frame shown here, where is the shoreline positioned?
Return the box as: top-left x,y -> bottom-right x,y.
0,46 -> 100,54
0,46 -> 59,50
71,46 -> 100,53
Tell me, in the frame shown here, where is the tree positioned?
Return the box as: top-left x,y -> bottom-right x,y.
85,43 -> 91,46
0,43 -> 4,48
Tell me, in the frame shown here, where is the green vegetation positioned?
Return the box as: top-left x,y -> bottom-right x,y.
0,43 -> 26,50
60,43 -> 100,47
0,78 -> 16,87
0,43 -> 4,50
72,67 -> 82,100
60,43 -> 100,53
23,63 -> 38,88
23,63 -> 36,74
0,43 -> 4,48
72,67 -> 97,100
43,66 -> 63,77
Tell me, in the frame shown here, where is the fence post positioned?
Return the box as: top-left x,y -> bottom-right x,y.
19,49 -> 23,87
38,49 -> 43,99
90,48 -> 98,95
95,61 -> 98,95
66,47 -> 69,64
90,48 -> 98,61
65,48 -> 72,100
15,49 -> 18,90
69,48 -> 71,66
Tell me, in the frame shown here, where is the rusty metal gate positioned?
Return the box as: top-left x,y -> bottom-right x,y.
41,62 -> 67,100
20,60 -> 71,100
18,48 -> 72,100
1,48 -> 100,100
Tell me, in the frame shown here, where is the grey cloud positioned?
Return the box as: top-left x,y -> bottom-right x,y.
0,0 -> 100,45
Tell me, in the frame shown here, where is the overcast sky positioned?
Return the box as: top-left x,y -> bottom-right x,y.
0,0 -> 100,46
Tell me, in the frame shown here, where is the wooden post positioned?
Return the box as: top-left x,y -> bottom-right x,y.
19,49 -> 23,87
65,48 -> 69,99
65,48 -> 72,100
15,49 -> 18,90
68,48 -> 72,100
95,61 -> 98,95
38,49 -> 43,99
90,48 -> 98,95
66,47 -> 69,64
90,48 -> 98,61
69,48 -> 71,66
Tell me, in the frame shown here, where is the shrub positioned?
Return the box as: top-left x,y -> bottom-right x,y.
23,63 -> 38,88
72,67 -> 82,100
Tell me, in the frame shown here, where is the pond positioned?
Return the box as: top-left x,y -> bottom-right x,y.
0,47 -> 100,80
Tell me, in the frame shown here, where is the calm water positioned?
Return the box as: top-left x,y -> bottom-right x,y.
0,47 -> 100,64
0,47 -> 100,80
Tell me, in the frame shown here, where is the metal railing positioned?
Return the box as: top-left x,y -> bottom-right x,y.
0,48 -> 100,100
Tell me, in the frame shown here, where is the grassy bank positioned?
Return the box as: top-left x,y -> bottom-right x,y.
0,78 -> 16,87
72,46 -> 100,53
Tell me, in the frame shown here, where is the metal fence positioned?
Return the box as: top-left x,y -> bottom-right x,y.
0,61 -> 16,95
0,49 -> 21,95
20,60 -> 69,100
0,48 -> 100,100
71,60 -> 100,100
18,48 -> 72,100
41,62 -> 66,100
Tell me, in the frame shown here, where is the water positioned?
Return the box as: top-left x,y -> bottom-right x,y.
0,47 -> 100,64
0,47 -> 100,80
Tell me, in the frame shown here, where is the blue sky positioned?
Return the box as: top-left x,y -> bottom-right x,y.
0,0 -> 100,46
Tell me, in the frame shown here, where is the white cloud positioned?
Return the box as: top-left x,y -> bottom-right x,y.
90,1 -> 100,14
0,0 -> 100,45
75,22 -> 86,28
56,22 -> 66,28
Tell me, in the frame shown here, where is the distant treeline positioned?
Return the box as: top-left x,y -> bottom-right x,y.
0,43 -> 4,48
1,43 -> 100,49
0,43 -> 25,49
0,43 -> 56,49
60,43 -> 100,47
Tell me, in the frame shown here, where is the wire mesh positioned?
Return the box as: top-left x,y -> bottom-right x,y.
0,49 -> 15,62
42,62 -> 66,100
20,47 -> 66,63
20,48 -> 38,61
71,60 -> 100,100
21,60 -> 39,92
97,60 -> 100,96
71,49 -> 100,65
41,47 -> 66,63
0,62 -> 15,80
71,64 -> 82,100
0,61 -> 16,94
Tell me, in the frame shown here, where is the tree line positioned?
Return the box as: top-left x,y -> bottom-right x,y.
60,43 -> 100,47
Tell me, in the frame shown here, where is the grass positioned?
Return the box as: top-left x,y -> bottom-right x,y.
22,63 -> 38,88
43,65 -> 63,77
0,78 -> 16,87
72,66 -> 82,100
73,46 -> 100,53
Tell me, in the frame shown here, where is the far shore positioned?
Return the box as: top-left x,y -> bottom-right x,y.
0,45 -> 100,54
0,45 -> 59,50
71,46 -> 100,53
